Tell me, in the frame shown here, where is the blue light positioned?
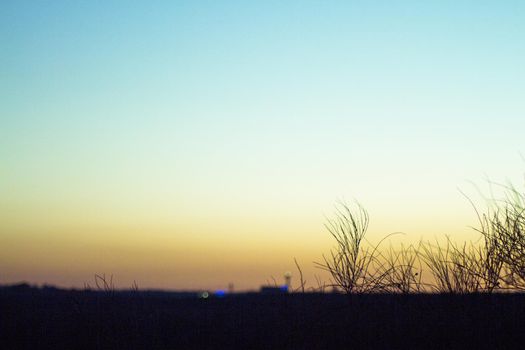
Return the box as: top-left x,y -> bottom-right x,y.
215,290 -> 226,297
279,285 -> 288,292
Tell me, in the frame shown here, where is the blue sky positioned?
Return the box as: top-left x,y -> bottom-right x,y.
1,1 -> 525,289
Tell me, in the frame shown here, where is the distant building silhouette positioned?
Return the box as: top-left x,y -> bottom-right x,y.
259,285 -> 288,294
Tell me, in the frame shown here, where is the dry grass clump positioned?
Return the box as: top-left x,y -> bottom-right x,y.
419,239 -> 488,293
316,177 -> 525,294
477,183 -> 525,290
381,244 -> 423,294
315,202 -> 396,293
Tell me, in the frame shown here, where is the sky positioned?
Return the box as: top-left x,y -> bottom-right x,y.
1,1 -> 525,291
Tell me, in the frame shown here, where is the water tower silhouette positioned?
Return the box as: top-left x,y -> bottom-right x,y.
284,271 -> 292,290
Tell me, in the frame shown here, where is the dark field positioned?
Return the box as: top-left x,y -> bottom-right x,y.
2,285 -> 525,350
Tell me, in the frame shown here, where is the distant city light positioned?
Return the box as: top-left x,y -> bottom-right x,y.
200,291 -> 209,299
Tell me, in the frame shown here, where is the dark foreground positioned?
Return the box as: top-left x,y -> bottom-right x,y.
2,286 -> 525,350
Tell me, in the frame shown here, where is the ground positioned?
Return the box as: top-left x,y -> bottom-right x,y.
2,285 -> 525,349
